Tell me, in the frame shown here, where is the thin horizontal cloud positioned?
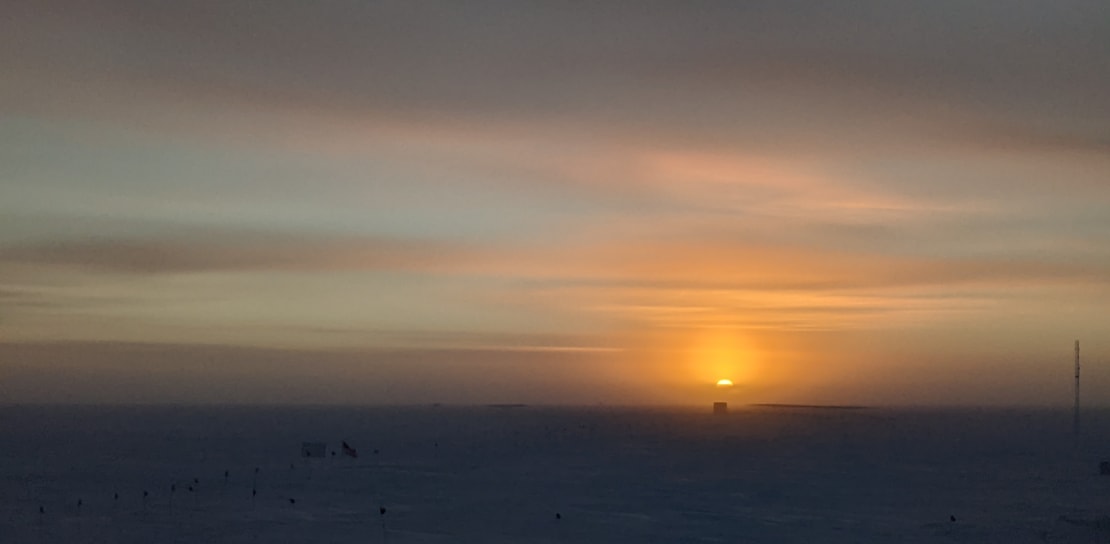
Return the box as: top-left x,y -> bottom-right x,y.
626,149 -> 974,222
0,233 -> 472,275
585,288 -> 993,332
948,121 -> 1110,157
286,327 -> 622,353
495,237 -> 1110,292
0,288 -> 50,311
0,340 -> 626,405
0,286 -> 115,311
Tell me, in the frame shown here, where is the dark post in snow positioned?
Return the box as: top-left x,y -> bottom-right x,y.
379,506 -> 388,543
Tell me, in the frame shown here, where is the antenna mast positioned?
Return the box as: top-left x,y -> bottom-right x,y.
1074,340 -> 1081,439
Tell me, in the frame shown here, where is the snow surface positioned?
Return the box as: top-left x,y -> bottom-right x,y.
3,405 -> 1110,543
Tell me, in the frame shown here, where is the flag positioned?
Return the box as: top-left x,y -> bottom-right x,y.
342,441 -> 358,458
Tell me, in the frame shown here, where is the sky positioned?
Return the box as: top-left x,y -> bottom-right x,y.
1,1 -> 1109,406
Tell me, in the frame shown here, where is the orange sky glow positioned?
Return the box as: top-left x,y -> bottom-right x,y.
2,2 -> 1109,406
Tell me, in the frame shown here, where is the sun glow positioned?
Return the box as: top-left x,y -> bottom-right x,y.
686,330 -> 755,388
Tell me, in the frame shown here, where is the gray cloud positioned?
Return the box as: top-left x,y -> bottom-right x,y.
0,288 -> 54,310
0,232 -> 466,274
3,1 -> 1107,153
950,122 -> 1110,156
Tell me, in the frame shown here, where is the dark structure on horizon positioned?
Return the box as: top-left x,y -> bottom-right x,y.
713,402 -> 728,416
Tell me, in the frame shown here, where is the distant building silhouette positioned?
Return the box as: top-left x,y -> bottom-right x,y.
713,402 -> 728,415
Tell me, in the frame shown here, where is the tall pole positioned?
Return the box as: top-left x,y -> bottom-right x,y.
1074,340 -> 1080,439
